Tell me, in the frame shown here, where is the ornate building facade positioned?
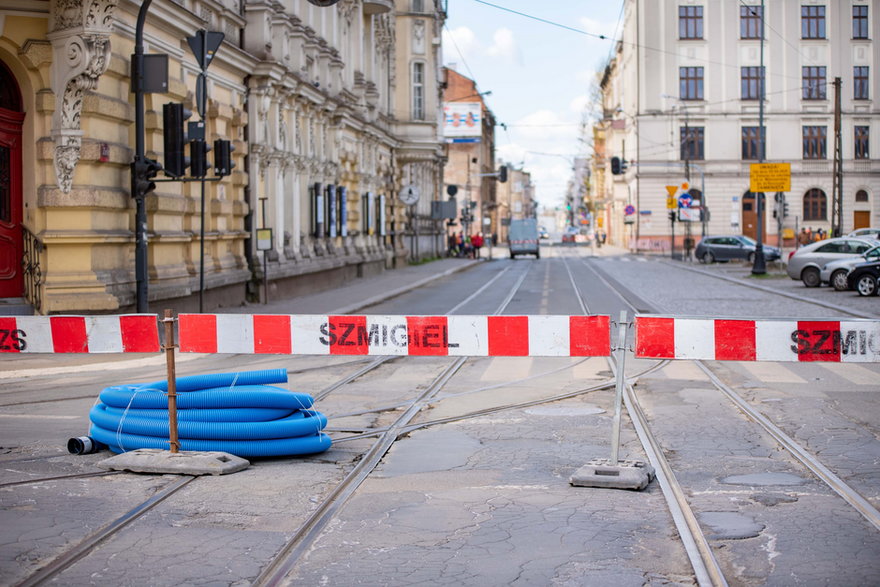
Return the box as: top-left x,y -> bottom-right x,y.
594,0 -> 878,253
0,0 -> 446,314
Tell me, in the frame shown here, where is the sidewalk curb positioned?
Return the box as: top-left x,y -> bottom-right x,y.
328,258 -> 482,314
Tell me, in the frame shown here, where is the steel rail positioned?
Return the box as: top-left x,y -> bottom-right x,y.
577,256 -> 728,587
694,360 -> 880,532
254,263 -> 533,585
14,476 -> 195,587
0,470 -> 121,489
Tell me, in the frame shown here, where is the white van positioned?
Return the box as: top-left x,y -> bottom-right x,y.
509,218 -> 541,259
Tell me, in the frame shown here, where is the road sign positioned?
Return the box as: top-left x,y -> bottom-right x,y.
750,163 -> 791,192
665,185 -> 678,197
624,205 -> 635,215
678,194 -> 693,208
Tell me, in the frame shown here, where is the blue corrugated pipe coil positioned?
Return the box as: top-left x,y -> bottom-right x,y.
87,368 -> 331,457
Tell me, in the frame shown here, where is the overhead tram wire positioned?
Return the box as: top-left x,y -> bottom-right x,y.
467,0 -> 804,83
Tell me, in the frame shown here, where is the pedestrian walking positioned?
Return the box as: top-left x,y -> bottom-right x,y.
471,233 -> 484,258
797,228 -> 811,247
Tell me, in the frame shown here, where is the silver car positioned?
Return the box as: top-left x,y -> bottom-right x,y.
821,245 -> 880,290
787,237 -> 879,287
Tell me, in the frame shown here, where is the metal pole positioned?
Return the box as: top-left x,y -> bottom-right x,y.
133,0 -> 154,313
162,309 -> 179,453
610,310 -> 628,464
831,77 -> 843,237
752,0 -> 767,274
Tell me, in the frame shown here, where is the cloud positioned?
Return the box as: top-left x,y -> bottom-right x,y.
486,28 -> 522,65
443,26 -> 479,64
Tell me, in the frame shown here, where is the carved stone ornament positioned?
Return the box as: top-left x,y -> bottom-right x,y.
48,0 -> 117,194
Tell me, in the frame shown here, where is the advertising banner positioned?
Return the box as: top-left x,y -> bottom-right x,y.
443,102 -> 482,142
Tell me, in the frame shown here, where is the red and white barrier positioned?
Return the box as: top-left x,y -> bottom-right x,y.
635,316 -> 880,362
178,314 -> 611,357
0,315 -> 160,353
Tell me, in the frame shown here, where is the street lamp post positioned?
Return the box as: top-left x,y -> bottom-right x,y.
751,0 -> 767,275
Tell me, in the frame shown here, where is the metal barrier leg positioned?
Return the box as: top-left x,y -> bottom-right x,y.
570,311 -> 656,490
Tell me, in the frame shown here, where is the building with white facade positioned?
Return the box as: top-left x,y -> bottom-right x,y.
596,0 -> 878,254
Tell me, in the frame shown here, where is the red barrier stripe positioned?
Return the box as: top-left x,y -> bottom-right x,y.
715,320 -> 756,361
328,315 -> 368,355
570,315 -> 610,356
254,315 -> 292,354
406,316 -> 450,356
635,316 -> 674,358
119,315 -> 161,352
796,320 -> 841,362
488,316 -> 529,356
0,317 -> 21,353
50,316 -> 88,353
178,314 -> 218,353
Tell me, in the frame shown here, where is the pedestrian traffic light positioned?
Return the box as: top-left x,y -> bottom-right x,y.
162,103 -> 192,178
190,139 -> 210,178
214,139 -> 235,177
131,157 -> 162,199
498,165 -> 508,183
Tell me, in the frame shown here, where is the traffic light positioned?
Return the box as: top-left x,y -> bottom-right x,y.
611,156 -> 629,175
498,165 -> 508,183
190,139 -> 210,178
162,103 -> 192,178
783,202 -> 790,218
668,210 -> 676,222
214,139 -> 235,176
131,157 -> 162,199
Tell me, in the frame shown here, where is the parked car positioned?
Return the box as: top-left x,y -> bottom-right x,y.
846,227 -> 880,240
561,226 -> 579,243
820,245 -> 880,291
786,237 -> 878,287
695,235 -> 780,263
846,260 -> 880,296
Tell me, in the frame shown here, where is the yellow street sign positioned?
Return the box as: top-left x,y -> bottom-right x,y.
750,163 -> 791,192
665,185 -> 678,197
666,197 -> 676,209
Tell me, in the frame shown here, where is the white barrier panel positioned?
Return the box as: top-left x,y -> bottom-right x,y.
635,316 -> 880,362
0,315 -> 160,353
177,314 -> 612,357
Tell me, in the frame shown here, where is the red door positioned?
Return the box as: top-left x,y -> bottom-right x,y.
0,62 -> 24,298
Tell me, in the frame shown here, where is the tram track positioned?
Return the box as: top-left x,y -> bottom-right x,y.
5,251 -> 876,586
583,253 -> 880,584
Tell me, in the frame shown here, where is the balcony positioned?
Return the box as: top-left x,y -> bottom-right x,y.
363,0 -> 393,14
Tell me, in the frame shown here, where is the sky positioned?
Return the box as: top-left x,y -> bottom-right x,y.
442,0 -> 627,211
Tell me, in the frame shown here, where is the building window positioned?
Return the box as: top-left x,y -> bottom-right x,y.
855,125 -> 870,159
679,6 -> 703,39
801,5 -> 826,39
803,188 -> 827,221
741,126 -> 764,160
855,189 -> 869,202
741,66 -> 764,100
853,5 -> 869,39
854,66 -> 869,99
803,126 -> 827,159
412,0 -> 424,11
740,5 -> 763,39
679,67 -> 704,100
802,66 -> 826,100
411,62 -> 425,120
681,126 -> 704,161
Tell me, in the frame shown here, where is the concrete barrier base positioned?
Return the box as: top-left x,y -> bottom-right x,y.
569,458 -> 655,490
98,449 -> 250,476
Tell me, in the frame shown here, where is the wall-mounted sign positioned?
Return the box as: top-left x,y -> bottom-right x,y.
256,228 -> 273,251
443,102 -> 482,141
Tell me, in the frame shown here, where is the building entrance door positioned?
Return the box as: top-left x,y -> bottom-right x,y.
854,210 -> 870,230
0,62 -> 25,298
741,192 -> 758,240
